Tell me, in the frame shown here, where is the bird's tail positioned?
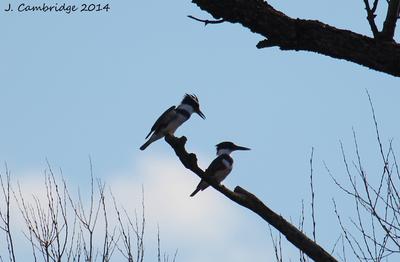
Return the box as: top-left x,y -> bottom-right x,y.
140,133 -> 163,151
190,187 -> 201,197
190,180 -> 209,197
140,140 -> 152,151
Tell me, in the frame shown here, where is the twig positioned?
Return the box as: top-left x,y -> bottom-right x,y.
157,224 -> 161,262
187,15 -> 225,26
310,147 -> 316,242
0,165 -> 16,262
269,224 -> 283,262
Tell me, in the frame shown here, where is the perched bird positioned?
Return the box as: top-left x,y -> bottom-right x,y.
140,94 -> 205,151
190,141 -> 250,197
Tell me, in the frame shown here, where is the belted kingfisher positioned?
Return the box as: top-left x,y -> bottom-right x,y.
140,94 -> 206,151
190,141 -> 250,197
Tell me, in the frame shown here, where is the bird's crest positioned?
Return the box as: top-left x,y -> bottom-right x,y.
216,141 -> 235,151
182,93 -> 200,105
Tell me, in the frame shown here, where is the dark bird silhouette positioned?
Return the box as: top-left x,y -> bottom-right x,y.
140,94 -> 205,150
190,141 -> 250,197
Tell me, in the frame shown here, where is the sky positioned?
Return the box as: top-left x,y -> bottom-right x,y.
1,0 -> 400,261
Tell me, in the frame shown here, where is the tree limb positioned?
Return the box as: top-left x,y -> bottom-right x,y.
191,0 -> 400,77
164,134 -> 338,262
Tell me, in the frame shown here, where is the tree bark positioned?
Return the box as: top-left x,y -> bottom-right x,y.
165,135 -> 338,262
191,0 -> 400,77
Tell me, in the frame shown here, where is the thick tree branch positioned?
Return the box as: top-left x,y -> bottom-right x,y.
381,0 -> 400,40
164,134 -> 338,262
191,0 -> 400,77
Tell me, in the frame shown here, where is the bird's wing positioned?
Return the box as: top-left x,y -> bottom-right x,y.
145,106 -> 176,139
205,155 -> 228,177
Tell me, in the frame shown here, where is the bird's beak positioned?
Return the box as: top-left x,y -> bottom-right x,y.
234,145 -> 251,151
197,109 -> 206,119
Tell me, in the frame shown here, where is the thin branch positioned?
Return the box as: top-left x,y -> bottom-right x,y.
0,166 -> 16,262
362,0 -> 381,38
333,199 -> 364,261
157,224 -> 161,262
310,147 -> 316,242
269,224 -> 283,262
187,15 -> 225,26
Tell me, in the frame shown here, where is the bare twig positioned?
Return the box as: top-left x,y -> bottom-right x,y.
268,224 -> 283,262
187,15 -> 225,26
111,187 -> 145,262
0,165 -> 16,262
66,158 -> 102,262
310,147 -> 316,242
13,167 -> 70,262
99,179 -> 118,262
329,92 -> 400,260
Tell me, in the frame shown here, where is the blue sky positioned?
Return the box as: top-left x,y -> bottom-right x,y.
1,0 -> 400,261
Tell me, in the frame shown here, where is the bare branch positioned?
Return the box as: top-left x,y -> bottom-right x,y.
164,134 -> 338,262
192,0 -> 400,77
362,0 -> 380,37
269,224 -> 283,262
329,92 -> 400,260
310,147 -> 316,242
0,166 -> 16,262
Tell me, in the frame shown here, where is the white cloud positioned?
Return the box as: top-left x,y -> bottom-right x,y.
0,155 -> 274,261
107,153 -> 273,261
0,168 -> 47,227
109,153 -> 240,240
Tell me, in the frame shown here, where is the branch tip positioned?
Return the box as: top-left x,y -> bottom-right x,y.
256,39 -> 278,49
187,15 -> 225,26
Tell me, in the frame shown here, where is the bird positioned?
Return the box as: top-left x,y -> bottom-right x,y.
140,94 -> 206,151
190,141 -> 250,197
